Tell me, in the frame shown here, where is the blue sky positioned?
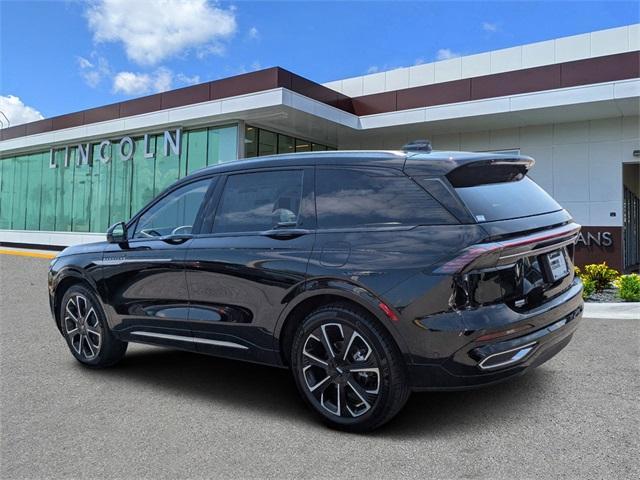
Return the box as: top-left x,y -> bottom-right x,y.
1,0 -> 638,125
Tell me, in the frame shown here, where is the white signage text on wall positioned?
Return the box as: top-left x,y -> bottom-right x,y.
48,128 -> 181,168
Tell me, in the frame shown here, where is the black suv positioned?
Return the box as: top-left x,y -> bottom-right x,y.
49,144 -> 583,431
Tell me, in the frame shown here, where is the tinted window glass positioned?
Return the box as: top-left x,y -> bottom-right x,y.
213,170 -> 303,233
455,177 -> 562,222
316,168 -> 456,229
133,178 -> 211,238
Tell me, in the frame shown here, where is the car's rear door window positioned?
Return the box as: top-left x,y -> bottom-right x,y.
213,170 -> 304,233
316,168 -> 457,229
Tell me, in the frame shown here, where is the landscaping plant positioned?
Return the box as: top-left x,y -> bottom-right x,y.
576,262 -> 619,293
614,274 -> 640,302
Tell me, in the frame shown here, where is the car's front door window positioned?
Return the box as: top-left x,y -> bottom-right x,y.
133,178 -> 212,239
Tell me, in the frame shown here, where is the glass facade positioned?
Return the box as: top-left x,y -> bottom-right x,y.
244,125 -> 334,158
0,124 -> 238,233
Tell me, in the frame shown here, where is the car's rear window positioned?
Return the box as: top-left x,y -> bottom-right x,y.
455,177 -> 562,223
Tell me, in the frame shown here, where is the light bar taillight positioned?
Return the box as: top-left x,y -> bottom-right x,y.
434,244 -> 502,274
434,223 -> 580,275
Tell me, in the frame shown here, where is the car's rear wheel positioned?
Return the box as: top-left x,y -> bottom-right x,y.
291,304 -> 410,432
60,285 -> 127,368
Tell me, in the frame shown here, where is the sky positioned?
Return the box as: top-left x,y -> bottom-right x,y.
0,0 -> 638,126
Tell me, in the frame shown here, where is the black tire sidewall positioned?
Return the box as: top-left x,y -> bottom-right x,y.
59,285 -> 121,368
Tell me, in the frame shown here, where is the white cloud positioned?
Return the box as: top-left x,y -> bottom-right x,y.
176,73 -> 201,85
113,72 -> 153,95
482,21 -> 498,33
414,58 -> 425,66
196,43 -> 227,59
77,54 -> 111,88
366,66 -> 379,74
153,67 -> 173,92
232,61 -> 263,75
112,67 -> 199,95
248,26 -> 260,40
436,48 -> 461,61
0,95 -> 44,127
86,0 -> 237,66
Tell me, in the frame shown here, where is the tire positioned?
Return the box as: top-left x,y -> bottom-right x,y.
291,303 -> 410,432
59,284 -> 127,368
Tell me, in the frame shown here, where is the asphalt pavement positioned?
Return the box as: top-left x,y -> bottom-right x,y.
1,254 -> 638,479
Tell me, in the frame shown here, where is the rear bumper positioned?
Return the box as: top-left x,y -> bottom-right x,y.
408,279 -> 583,391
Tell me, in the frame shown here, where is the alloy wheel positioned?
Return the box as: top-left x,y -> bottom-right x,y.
63,294 -> 102,361
301,322 -> 380,418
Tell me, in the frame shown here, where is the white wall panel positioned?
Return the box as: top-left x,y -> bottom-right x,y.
630,24 -> 640,51
553,121 -> 590,145
340,77 -> 364,97
622,116 -> 640,140
434,58 -> 462,83
588,141 -> 622,202
459,131 -> 490,151
408,63 -> 435,87
561,202 -> 590,225
490,128 -> 520,150
522,146 -> 554,195
385,68 -> 410,91
555,33 -> 591,62
522,40 -> 556,68
461,53 -> 491,78
362,72 -> 386,95
520,125 -> 554,146
490,47 -> 522,73
589,201 -> 622,226
431,133 -> 461,150
589,117 -> 622,142
552,143 -> 589,202
590,26 -> 629,57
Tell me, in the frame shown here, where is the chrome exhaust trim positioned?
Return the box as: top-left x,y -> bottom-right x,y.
478,342 -> 537,370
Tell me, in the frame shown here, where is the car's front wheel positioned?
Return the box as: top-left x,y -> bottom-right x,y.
291,304 -> 410,432
60,285 -> 127,368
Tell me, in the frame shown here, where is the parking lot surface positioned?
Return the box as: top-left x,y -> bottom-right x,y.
1,254 -> 638,479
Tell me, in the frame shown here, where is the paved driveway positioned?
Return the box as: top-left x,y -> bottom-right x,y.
1,254 -> 638,479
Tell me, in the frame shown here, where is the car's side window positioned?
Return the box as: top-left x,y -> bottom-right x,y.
316,168 -> 457,229
213,170 -> 304,234
133,178 -> 213,239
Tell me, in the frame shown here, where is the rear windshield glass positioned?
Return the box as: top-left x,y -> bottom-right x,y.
455,177 -> 562,223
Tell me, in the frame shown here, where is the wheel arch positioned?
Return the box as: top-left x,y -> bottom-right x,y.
52,269 -> 99,332
276,283 -> 409,367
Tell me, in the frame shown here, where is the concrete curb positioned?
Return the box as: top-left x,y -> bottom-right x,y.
583,302 -> 640,319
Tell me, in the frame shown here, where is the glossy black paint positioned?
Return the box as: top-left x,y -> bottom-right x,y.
49,150 -> 583,390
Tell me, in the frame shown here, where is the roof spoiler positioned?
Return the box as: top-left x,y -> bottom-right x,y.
403,151 -> 535,181
446,157 -> 535,187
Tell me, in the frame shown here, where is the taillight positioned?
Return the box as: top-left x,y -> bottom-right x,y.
434,243 -> 502,274
434,223 -> 580,275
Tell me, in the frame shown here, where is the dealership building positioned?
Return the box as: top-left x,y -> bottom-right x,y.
0,24 -> 638,271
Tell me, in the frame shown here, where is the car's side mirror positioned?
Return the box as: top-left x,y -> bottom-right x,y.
106,221 -> 128,245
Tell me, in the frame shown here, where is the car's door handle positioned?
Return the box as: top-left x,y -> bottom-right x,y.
162,234 -> 194,245
260,228 -> 311,239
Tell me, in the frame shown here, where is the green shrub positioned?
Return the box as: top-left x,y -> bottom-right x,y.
581,277 -> 596,300
579,262 -> 619,293
615,274 -> 640,302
